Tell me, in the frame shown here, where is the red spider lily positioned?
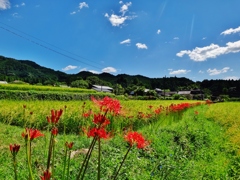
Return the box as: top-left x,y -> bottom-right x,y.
22,128 -> 44,141
51,127 -> 58,136
47,109 -> 63,124
148,105 -> 153,109
40,170 -> 51,180
194,111 -> 199,115
169,103 -> 191,112
65,142 -> 74,149
154,108 -> 162,115
124,131 -> 149,149
83,109 -> 92,118
9,144 -> 20,155
93,113 -> 110,127
87,127 -> 110,139
91,96 -> 121,115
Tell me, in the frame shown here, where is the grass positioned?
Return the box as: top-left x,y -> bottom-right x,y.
1,99 -> 240,179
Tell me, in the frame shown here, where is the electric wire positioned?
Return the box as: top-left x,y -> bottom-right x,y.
0,22 -> 104,70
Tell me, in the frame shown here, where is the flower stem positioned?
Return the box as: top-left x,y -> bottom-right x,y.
52,138 -> 56,179
66,150 -> 71,180
62,146 -> 68,180
76,136 -> 97,180
98,138 -> 101,180
113,146 -> 132,180
12,155 -> 18,180
81,137 -> 97,180
46,133 -> 53,170
27,140 -> 34,180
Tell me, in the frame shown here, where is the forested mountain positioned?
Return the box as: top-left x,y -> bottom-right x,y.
1,55 -> 240,97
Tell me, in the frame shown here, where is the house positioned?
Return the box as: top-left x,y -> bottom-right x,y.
178,91 -> 191,95
0,81 -> 8,84
91,85 -> 113,93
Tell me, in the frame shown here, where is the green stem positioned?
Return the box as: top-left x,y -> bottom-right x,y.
76,136 -> 97,180
13,155 -> 18,180
62,146 -> 68,180
52,137 -> 56,179
80,137 -> 97,180
98,138 -> 101,180
47,133 -> 53,170
66,150 -> 71,180
27,140 -> 34,180
113,146 -> 132,180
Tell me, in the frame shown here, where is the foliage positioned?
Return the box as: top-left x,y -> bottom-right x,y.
1,99 -> 239,179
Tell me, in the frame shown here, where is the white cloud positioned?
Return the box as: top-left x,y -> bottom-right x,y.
79,2 -> 88,9
0,0 -> 10,10
80,68 -> 87,72
157,29 -> 161,34
89,70 -> 100,74
176,40 -> 240,61
169,69 -> 191,75
107,14 -> 128,26
136,43 -> 148,49
207,67 -> 230,76
199,70 -> 204,74
105,1 -> 135,27
102,67 -> 117,73
173,37 -> 179,40
15,2 -> 25,8
62,65 -> 78,71
70,11 -> 76,15
120,2 -> 132,15
221,26 -> 240,35
120,39 -> 131,44
224,76 -> 239,80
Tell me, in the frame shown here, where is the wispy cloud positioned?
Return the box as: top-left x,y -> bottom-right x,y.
120,39 -> 131,44
199,70 -> 204,74
176,40 -> 240,61
79,2 -> 88,9
70,2 -> 88,15
221,26 -> 240,35
105,1 -> 135,27
62,65 -> 78,71
102,67 -> 117,73
224,76 -> 239,80
89,70 -> 100,74
136,43 -> 148,49
173,37 -> 179,40
169,69 -> 191,75
120,2 -> 132,15
0,0 -> 10,10
157,29 -> 161,34
15,2 -> 25,8
207,67 -> 230,76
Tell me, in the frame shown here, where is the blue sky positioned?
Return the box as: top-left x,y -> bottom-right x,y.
0,0 -> 240,81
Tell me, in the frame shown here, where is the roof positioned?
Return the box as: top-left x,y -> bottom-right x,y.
92,85 -> 113,90
0,81 -> 8,84
92,85 -> 113,92
178,91 -> 191,95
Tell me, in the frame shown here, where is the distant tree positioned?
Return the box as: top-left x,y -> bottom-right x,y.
113,84 -> 125,95
71,80 -> 89,88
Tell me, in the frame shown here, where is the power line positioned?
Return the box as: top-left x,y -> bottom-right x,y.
0,22 -> 104,70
